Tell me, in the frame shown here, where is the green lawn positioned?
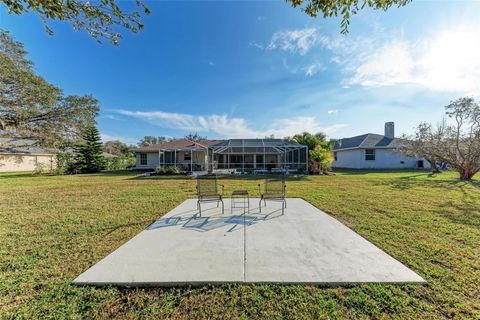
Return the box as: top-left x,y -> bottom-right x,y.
0,171 -> 479,319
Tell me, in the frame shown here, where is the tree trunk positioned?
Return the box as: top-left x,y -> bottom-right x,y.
428,159 -> 440,174
459,167 -> 475,180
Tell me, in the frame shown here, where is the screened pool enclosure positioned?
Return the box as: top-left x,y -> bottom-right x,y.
136,138 -> 308,174
208,139 -> 308,174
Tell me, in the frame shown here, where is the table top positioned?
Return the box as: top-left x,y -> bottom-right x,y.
232,190 -> 249,196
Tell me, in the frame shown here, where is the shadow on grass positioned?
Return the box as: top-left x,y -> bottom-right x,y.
438,200 -> 480,228
373,174 -> 480,191
0,172 -> 37,179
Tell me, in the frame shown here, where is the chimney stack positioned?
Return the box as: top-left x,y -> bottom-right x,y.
385,122 -> 395,139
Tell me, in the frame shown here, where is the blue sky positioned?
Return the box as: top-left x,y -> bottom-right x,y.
2,1 -> 480,144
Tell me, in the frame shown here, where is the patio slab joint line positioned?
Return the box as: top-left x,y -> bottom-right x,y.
243,211 -> 246,282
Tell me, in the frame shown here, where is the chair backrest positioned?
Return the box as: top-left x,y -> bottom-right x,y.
197,175 -> 218,195
263,174 -> 286,195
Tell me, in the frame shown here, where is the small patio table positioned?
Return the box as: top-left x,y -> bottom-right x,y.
231,190 -> 249,214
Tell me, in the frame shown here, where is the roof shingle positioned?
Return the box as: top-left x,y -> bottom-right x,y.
333,133 -> 405,150
132,139 -> 223,152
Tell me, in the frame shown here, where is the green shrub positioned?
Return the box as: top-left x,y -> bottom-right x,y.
52,152 -> 75,175
104,157 -> 135,171
155,165 -> 180,175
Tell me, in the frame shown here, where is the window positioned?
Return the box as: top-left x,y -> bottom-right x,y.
140,153 -> 147,165
365,149 -> 375,161
334,151 -> 337,161
184,152 -> 191,161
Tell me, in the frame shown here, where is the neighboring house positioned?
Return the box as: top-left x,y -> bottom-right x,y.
0,139 -> 56,172
332,122 -> 430,169
132,138 -> 308,174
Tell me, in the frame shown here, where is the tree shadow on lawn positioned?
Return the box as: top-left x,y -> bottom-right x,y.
373,174 -> 480,191
438,200 -> 480,228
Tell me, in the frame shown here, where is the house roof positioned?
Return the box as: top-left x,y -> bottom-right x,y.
132,138 -> 306,153
0,138 -> 54,155
132,139 -> 224,152
333,133 -> 406,151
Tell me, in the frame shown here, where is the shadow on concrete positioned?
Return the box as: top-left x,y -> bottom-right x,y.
145,204 -> 284,233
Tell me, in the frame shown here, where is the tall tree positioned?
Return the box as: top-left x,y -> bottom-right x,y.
401,97 -> 480,180
286,0 -> 412,34
293,131 -> 333,174
1,0 -> 150,44
74,125 -> 106,173
103,140 -> 131,157
399,122 -> 441,174
0,29 -> 98,149
184,133 -> 207,142
137,135 -> 170,147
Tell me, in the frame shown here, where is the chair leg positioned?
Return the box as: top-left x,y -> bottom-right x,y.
221,200 -> 224,214
259,199 -> 262,213
217,201 -> 219,207
282,200 -> 285,215
198,201 -> 202,216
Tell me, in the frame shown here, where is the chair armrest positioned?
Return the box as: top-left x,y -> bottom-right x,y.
220,184 -> 225,195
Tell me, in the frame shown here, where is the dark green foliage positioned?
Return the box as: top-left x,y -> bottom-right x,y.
0,29 -> 98,149
0,0 -> 150,44
103,140 -> 133,157
104,156 -> 136,171
155,165 -> 180,175
74,126 -> 106,173
137,136 -> 171,147
53,152 -> 75,175
293,132 -> 333,174
286,0 -> 411,34
184,133 -> 207,142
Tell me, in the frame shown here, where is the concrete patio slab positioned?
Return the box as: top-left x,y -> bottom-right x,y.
245,199 -> 424,283
74,198 -> 425,286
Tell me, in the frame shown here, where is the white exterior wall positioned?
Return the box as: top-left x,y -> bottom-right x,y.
333,148 -> 430,169
0,153 -> 56,172
136,152 -> 159,169
135,151 -> 207,170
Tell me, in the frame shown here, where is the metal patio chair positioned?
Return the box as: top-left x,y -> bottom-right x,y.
258,174 -> 287,215
196,175 -> 224,215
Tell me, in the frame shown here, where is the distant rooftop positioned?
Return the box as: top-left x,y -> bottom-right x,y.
133,138 -> 305,152
333,133 -> 405,151
0,138 -> 53,155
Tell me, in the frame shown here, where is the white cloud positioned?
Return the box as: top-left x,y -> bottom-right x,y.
327,109 -> 338,114
266,27 -> 318,55
117,109 -> 346,138
257,16 -> 265,21
348,40 -> 416,87
304,62 -> 323,77
341,27 -> 480,94
118,110 -> 204,131
208,61 -> 215,66
256,25 -> 480,94
249,41 -> 264,50
100,133 -> 137,145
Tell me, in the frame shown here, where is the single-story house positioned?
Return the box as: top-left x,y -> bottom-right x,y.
0,138 -> 56,172
132,138 -> 308,174
332,122 -> 430,169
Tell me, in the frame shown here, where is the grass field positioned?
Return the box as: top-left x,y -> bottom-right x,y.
0,170 -> 479,319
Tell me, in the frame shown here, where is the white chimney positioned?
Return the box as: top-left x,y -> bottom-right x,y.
385,122 -> 395,139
